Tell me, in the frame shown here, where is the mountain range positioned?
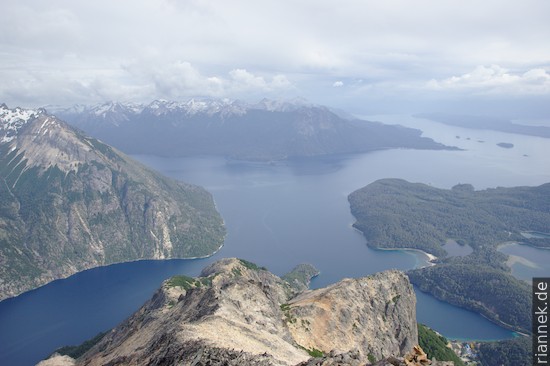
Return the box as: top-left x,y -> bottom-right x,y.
50,99 -> 456,160
0,104 -> 225,301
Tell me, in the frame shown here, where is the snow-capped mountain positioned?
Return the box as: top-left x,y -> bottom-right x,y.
0,104 -> 224,301
51,98 -> 455,161
0,104 -> 45,143
48,98 -> 314,122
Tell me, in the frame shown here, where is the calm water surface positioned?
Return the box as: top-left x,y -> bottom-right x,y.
1,115 -> 549,365
498,243 -> 550,282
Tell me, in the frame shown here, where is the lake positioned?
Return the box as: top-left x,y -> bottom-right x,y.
498,243 -> 550,282
1,114 -> 549,365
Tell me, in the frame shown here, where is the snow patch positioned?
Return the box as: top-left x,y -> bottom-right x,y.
0,104 -> 43,143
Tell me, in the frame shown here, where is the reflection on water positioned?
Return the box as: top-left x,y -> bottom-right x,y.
443,239 -> 473,257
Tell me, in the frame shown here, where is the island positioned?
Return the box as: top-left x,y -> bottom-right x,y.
497,142 -> 514,148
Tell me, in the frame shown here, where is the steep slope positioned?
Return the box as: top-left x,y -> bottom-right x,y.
53,99 -> 455,161
0,104 -> 225,301
67,258 -> 418,366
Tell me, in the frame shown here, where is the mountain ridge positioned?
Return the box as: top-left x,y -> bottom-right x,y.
0,104 -> 225,301
42,258 -> 433,366
50,98 -> 457,161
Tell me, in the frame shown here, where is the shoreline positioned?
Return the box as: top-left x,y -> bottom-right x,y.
0,238 -> 226,303
373,246 -> 438,267
349,225 -> 438,266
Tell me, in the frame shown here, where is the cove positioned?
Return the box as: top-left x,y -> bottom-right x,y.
498,243 -> 550,282
2,115 -> 549,365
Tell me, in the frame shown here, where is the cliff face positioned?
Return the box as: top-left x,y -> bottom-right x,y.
286,271 -> 417,361
0,105 -> 225,300
73,258 -> 419,366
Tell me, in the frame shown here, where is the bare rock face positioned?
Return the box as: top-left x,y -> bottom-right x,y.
0,105 -> 225,300
298,346 -> 454,366
77,258 -> 307,366
75,259 -> 419,366
286,270 -> 417,361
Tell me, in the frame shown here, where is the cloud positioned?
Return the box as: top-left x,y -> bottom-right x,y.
333,81 -> 344,87
0,60 -> 293,106
1,0 -> 549,111
147,63 -> 292,99
426,65 -> 550,95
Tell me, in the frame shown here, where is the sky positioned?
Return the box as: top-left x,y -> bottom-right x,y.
1,0 -> 549,116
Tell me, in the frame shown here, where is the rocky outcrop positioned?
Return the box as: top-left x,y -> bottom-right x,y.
71,258 -> 420,366
286,270 -> 417,361
297,346 -> 454,366
0,105 -> 225,300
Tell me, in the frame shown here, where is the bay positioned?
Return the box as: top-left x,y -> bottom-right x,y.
1,115 -> 549,365
498,243 -> 550,282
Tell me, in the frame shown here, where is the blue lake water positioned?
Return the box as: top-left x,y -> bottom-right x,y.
498,243 -> 550,282
1,115 -> 549,365
443,240 -> 473,257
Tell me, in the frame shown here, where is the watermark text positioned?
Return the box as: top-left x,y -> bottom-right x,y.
534,278 -> 549,365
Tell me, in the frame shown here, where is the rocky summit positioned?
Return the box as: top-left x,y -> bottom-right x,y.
0,104 -> 225,301
42,258 -> 432,366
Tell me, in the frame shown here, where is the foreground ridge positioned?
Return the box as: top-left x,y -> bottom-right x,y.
41,258 -> 434,366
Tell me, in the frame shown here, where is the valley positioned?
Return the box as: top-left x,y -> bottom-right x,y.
0,110 -> 548,365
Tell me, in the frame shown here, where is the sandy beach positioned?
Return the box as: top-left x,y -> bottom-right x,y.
375,246 -> 438,268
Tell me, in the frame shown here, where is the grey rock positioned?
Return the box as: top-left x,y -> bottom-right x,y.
76,259 -> 419,366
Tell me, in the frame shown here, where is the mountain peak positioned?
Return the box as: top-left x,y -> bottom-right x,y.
0,104 -> 45,143
254,97 -> 314,112
0,106 -> 225,301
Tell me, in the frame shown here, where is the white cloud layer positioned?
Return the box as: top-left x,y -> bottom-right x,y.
1,0 -> 549,114
427,65 -> 550,95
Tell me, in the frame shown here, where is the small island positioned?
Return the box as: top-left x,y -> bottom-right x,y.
497,142 -> 514,148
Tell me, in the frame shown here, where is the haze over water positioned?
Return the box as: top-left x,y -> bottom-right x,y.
1,116 -> 549,365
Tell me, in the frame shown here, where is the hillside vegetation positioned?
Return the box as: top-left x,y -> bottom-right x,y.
0,107 -> 225,300
349,178 -> 549,333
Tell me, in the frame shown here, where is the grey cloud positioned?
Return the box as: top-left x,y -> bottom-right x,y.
1,0 -> 549,114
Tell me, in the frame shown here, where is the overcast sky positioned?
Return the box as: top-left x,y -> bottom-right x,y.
1,0 -> 549,116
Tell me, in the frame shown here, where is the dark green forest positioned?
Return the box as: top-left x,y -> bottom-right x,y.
477,337 -> 532,366
349,178 -> 550,337
348,178 -> 550,257
417,323 -> 465,366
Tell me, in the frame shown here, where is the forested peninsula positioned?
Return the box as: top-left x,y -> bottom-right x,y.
348,178 -> 550,333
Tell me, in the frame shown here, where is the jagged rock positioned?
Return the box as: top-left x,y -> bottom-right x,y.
36,354 -> 76,366
73,259 -> 419,366
366,346 -> 454,366
286,270 -> 417,361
